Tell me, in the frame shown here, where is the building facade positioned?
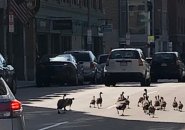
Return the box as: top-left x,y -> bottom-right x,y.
36,0 -> 104,58
168,0 -> 185,53
0,0 -> 104,81
103,0 -> 119,53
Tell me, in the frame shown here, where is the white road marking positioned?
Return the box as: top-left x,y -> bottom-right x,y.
106,104 -> 117,109
38,121 -> 69,130
148,91 -> 157,95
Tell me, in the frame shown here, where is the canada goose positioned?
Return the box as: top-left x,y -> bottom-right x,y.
65,98 -> 75,110
57,94 -> 67,114
96,92 -> 103,109
125,96 -> 130,109
160,97 -> 167,111
138,96 -> 144,107
148,100 -> 155,118
90,96 -> 96,108
138,89 -> 147,107
143,96 -> 150,114
116,100 -> 127,116
172,97 -> 178,110
154,96 -> 160,110
117,94 -> 123,102
178,101 -> 183,112
117,92 -> 126,102
143,89 -> 148,97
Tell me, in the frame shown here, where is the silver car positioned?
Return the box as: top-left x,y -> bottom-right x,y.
0,78 -> 25,130
64,51 -> 98,83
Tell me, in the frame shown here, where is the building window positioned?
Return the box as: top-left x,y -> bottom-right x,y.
178,16 -> 180,33
82,0 -> 87,7
92,0 -> 97,9
98,0 -> 102,10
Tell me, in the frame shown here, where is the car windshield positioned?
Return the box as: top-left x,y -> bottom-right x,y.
67,52 -> 90,62
153,53 -> 176,62
110,50 -> 140,59
50,55 -> 72,62
99,55 -> 109,64
39,54 -> 58,63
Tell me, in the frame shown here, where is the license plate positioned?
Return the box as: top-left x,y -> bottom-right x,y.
120,62 -> 127,66
161,63 -> 167,66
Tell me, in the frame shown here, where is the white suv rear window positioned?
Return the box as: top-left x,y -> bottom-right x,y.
110,50 -> 140,59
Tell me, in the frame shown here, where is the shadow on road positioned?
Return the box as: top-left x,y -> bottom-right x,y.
23,106 -> 185,130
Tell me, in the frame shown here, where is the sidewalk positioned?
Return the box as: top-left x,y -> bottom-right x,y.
17,80 -> 36,88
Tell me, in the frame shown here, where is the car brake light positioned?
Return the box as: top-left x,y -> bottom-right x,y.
0,100 -> 22,118
11,100 -> 22,111
138,59 -> 143,66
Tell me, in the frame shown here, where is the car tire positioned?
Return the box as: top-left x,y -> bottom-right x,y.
112,82 -> 116,87
151,76 -> 157,83
36,78 -> 44,87
70,73 -> 79,86
140,75 -> 151,86
178,72 -> 184,82
104,75 -> 111,87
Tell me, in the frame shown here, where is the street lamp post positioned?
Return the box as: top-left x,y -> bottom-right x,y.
87,0 -> 92,51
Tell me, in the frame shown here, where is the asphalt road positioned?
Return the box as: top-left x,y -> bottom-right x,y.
16,80 -> 185,130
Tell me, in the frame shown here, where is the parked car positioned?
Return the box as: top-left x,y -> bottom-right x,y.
96,54 -> 109,83
151,52 -> 185,82
104,48 -> 151,86
0,77 -> 25,130
0,54 -> 16,94
64,50 -> 98,83
146,57 -> 152,65
36,54 -> 84,86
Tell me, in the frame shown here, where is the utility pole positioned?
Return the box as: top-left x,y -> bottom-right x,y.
147,0 -> 152,57
3,0 -> 7,60
87,0 -> 92,51
126,0 -> 130,47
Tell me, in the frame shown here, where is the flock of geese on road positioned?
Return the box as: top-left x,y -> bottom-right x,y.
57,89 -> 183,117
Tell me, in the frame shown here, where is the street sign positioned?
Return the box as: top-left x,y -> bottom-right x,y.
101,24 -> 112,32
9,12 -> 14,33
148,35 -> 154,43
98,27 -> 103,37
126,33 -> 130,45
87,29 -> 92,44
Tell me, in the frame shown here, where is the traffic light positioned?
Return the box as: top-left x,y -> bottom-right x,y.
147,1 -> 152,12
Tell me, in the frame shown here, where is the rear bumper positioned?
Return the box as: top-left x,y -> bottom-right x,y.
151,69 -> 181,79
104,72 -> 144,82
83,71 -> 96,81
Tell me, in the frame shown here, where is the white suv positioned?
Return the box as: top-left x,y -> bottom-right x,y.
104,48 -> 151,86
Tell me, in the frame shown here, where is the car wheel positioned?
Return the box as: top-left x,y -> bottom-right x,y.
104,75 -> 111,87
70,73 -> 79,86
36,78 -> 44,87
79,75 -> 84,85
112,82 -> 116,87
140,76 -> 150,86
151,76 -> 157,83
178,72 -> 184,82
145,78 -> 151,86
